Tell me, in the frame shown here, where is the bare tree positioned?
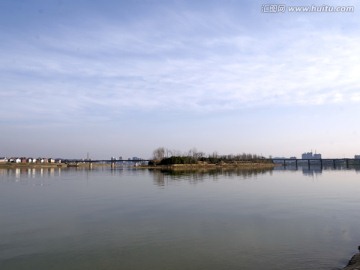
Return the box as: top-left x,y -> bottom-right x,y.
165,148 -> 172,158
153,147 -> 165,161
188,147 -> 204,161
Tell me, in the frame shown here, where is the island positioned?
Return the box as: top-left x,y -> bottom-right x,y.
146,147 -> 275,170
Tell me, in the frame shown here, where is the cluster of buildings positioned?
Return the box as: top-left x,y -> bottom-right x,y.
0,157 -> 62,164
278,152 -> 360,160
301,152 -> 322,159
301,152 -> 360,159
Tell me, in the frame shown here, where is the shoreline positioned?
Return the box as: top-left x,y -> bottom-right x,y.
140,162 -> 276,170
0,163 -> 111,169
0,162 -> 276,171
0,161 -> 276,168
343,251 -> 360,270
0,163 -> 67,168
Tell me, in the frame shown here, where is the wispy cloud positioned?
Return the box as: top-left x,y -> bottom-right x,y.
1,2 -> 359,125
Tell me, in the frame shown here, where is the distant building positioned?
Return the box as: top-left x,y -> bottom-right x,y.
355,155 -> 360,159
302,152 -> 321,159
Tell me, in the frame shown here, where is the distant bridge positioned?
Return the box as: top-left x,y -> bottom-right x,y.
63,159 -> 151,163
62,158 -> 360,170
272,158 -> 360,169
63,159 -> 151,169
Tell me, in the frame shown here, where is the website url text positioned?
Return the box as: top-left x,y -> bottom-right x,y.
261,5 -> 355,13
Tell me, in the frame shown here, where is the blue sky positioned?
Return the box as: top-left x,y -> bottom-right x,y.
0,0 -> 359,159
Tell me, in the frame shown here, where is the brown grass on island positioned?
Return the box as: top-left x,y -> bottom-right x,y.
143,147 -> 275,170
143,161 -> 275,170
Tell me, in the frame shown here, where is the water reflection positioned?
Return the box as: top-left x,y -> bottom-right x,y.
274,164 -> 360,176
150,168 -> 274,186
3,166 -> 360,187
0,167 -> 61,178
151,164 -> 360,186
301,166 -> 322,177
0,167 -> 62,186
1,166 -> 360,270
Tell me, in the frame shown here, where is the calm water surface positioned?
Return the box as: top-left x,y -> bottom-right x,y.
1,166 -> 360,270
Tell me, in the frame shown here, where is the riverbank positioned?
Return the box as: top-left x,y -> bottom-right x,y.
142,162 -> 276,170
0,162 -> 110,169
343,251 -> 360,270
0,163 -> 67,168
0,162 -> 113,169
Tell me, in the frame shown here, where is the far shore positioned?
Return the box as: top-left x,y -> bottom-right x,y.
0,163 -> 67,168
0,161 -> 276,170
140,162 -> 276,170
0,162 -> 111,169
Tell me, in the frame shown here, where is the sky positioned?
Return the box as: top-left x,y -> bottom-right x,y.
0,0 -> 359,159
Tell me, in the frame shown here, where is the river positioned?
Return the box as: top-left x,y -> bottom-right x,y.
1,166 -> 360,270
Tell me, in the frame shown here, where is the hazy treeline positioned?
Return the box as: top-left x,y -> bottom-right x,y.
151,147 -> 270,165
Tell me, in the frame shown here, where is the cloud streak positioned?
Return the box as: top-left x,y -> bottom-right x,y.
1,1 -> 359,124
1,0 -> 360,158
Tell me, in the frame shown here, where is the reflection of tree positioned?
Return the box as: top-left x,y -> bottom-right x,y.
150,168 -> 273,186
152,170 -> 166,186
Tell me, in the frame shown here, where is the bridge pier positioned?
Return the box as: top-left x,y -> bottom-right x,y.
88,162 -> 93,169
111,162 -> 115,170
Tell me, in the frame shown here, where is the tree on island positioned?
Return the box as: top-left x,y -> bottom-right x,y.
150,147 -> 270,165
152,147 -> 165,162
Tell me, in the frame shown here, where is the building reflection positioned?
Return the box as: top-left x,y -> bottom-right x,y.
301,166 -> 322,177
0,167 -> 62,183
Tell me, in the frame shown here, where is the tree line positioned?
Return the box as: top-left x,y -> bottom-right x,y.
151,147 -> 270,165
